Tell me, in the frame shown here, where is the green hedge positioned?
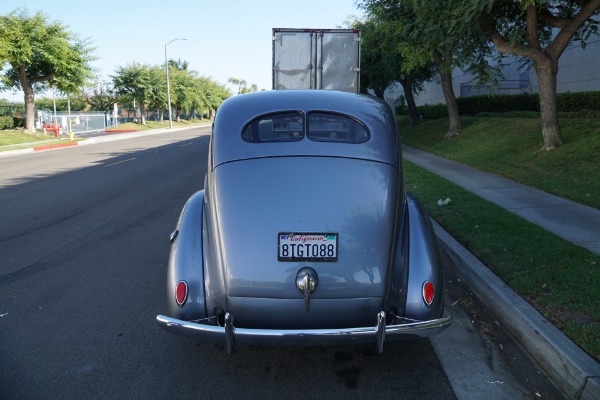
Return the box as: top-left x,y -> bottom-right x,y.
12,117 -> 24,128
0,116 -> 14,129
415,91 -> 600,119
558,91 -> 600,112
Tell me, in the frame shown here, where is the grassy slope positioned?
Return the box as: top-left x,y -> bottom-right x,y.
399,116 -> 600,208
399,116 -> 600,360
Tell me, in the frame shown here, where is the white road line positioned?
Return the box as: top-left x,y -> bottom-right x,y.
104,158 -> 136,167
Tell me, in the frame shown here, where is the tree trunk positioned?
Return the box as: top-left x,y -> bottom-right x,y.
533,56 -> 563,150
399,76 -> 419,126
140,104 -> 146,125
17,69 -> 36,133
434,53 -> 460,138
23,88 -> 36,133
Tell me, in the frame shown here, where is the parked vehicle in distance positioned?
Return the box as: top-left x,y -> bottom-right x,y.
156,90 -> 452,353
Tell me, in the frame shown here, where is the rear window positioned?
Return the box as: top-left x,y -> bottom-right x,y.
242,112 -> 304,143
308,112 -> 369,144
241,111 -> 369,144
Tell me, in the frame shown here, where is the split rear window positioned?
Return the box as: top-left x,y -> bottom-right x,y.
242,112 -> 369,144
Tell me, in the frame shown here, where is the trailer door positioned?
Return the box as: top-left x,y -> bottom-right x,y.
272,31 -> 314,90
317,31 -> 360,92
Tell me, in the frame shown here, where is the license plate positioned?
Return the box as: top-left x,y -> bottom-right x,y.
278,233 -> 338,262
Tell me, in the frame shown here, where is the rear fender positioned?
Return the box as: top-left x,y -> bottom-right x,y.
403,192 -> 445,320
166,190 -> 207,320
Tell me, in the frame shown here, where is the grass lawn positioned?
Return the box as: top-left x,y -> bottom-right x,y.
399,116 -> 600,360
398,116 -> 600,209
0,129 -> 58,146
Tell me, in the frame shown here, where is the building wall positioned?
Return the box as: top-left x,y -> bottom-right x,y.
384,38 -> 600,108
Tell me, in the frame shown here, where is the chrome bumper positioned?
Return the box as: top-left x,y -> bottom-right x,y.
156,311 -> 452,353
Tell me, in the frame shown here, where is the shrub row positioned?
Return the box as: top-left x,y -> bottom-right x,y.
13,117 -> 24,128
0,116 -> 14,129
411,91 -> 600,119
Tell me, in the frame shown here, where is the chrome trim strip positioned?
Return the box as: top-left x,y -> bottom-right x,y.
156,313 -> 453,350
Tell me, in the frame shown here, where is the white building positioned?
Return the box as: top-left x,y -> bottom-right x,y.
385,38 -> 600,107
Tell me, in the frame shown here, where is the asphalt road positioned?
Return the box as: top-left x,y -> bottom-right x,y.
0,127 -> 458,400
0,126 -> 562,399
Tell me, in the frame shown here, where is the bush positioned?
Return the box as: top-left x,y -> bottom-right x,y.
558,92 -> 600,112
0,116 -> 14,129
12,117 -> 24,128
460,93 -> 540,114
409,91 -> 600,119
417,104 -> 448,119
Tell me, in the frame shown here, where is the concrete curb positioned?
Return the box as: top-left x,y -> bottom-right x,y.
433,220 -> 600,400
0,148 -> 34,157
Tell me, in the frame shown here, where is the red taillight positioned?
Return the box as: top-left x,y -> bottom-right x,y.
175,281 -> 188,307
422,281 -> 435,307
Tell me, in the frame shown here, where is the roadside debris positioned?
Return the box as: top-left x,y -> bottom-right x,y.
438,197 -> 451,206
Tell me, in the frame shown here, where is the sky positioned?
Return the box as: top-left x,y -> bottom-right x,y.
1,0 -> 363,102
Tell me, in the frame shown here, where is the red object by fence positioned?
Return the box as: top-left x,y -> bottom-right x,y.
42,122 -> 62,137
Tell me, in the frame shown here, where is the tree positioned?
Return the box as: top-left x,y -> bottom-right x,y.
352,15 -> 435,126
145,65 -> 167,121
241,83 -> 258,93
82,80 -> 117,112
169,58 -> 189,71
0,8 -> 95,133
170,68 -> 198,121
228,77 -> 247,94
474,0 -> 600,150
112,63 -> 153,125
360,0 -> 498,138
359,1 -> 463,137
202,79 -> 231,119
35,94 -> 87,112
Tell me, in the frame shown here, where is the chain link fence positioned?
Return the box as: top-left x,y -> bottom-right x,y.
36,109 -> 117,134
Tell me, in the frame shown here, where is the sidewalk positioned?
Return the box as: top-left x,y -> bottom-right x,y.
402,144 -> 600,400
402,145 -> 600,256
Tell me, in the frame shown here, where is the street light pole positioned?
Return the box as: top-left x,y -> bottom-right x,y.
165,38 -> 187,129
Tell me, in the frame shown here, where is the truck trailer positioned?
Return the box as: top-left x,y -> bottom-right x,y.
272,28 -> 361,92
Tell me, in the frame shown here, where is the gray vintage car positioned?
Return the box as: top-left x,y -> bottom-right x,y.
156,90 -> 452,353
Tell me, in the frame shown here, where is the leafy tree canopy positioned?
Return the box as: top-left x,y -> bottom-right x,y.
0,7 -> 96,131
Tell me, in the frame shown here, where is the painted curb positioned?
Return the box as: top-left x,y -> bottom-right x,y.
433,220 -> 600,400
33,142 -> 78,151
